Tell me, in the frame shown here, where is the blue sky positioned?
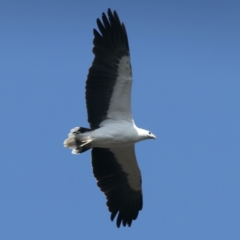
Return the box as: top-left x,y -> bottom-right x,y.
1,1 -> 240,239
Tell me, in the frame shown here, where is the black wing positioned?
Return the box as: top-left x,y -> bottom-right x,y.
86,9 -> 131,129
91,146 -> 143,227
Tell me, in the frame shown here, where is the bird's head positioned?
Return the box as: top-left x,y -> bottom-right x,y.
146,131 -> 157,140
137,128 -> 157,140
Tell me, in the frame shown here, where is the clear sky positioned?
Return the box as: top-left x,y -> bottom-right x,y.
1,1 -> 240,239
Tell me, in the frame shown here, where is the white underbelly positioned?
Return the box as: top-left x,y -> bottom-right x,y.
87,122 -> 139,148
91,137 -> 136,148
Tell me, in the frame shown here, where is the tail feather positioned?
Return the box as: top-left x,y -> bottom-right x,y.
64,127 -> 92,154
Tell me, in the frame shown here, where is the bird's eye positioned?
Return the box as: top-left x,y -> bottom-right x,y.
148,132 -> 151,135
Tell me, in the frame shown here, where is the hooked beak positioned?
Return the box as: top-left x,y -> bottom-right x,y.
152,134 -> 157,139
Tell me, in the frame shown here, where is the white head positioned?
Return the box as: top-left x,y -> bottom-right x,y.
137,128 -> 157,141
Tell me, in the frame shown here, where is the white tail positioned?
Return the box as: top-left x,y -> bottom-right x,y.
63,127 -> 92,154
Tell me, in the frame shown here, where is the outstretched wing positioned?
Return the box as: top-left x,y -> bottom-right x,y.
86,9 -> 133,129
91,146 -> 143,227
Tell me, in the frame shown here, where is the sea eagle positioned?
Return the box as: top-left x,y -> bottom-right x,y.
64,9 -> 156,227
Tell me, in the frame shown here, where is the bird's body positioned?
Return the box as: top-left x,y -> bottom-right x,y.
64,9 -> 156,227
66,120 -> 150,149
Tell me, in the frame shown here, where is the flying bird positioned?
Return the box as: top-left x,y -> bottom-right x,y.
64,9 -> 156,228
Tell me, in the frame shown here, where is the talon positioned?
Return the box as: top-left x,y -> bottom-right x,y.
80,139 -> 93,147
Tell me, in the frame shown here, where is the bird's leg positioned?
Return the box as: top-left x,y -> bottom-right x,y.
80,139 -> 93,147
